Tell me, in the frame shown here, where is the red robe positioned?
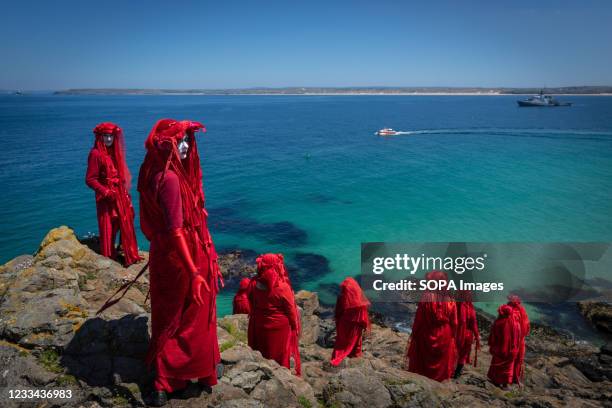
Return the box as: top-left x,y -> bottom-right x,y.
508,296 -> 530,383
456,298 -> 479,365
405,271 -> 458,382
86,123 -> 141,266
331,277 -> 370,366
233,278 -> 251,314
138,119 -> 221,393
487,304 -> 521,386
248,254 -> 301,376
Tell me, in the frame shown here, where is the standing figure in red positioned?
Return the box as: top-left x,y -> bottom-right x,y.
453,290 -> 480,378
138,119 -> 223,406
330,277 -> 370,366
233,277 -> 251,314
248,253 -> 301,376
85,122 -> 141,266
487,304 -> 521,387
405,270 -> 458,382
507,294 -> 530,384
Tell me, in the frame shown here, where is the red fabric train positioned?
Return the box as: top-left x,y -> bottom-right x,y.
85,122 -> 141,266
248,253 -> 301,376
330,277 -> 370,366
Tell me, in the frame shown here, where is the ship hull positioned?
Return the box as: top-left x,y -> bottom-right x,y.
517,101 -> 572,107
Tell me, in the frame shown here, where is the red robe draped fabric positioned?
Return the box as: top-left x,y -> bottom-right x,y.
331,277 -> 370,366
405,271 -> 458,382
233,278 -> 251,314
508,295 -> 530,384
487,304 -> 521,386
86,122 -> 141,266
138,119 -> 223,392
455,291 -> 480,366
248,254 -> 301,376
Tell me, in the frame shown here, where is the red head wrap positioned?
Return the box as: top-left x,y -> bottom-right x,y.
507,294 -> 521,305
421,270 -> 453,305
337,277 -> 370,310
256,253 -> 287,290
238,277 -> 251,293
93,122 -> 131,189
498,304 -> 513,317
138,118 -> 207,241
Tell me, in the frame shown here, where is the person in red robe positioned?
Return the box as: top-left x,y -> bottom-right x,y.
233,277 -> 251,314
487,304 -> 521,387
85,122 -> 141,266
138,119 -> 224,406
405,270 -> 458,382
247,253 -> 301,376
453,290 -> 480,378
330,277 -> 370,366
507,294 -> 530,384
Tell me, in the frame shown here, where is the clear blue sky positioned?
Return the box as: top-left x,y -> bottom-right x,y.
2,0 -> 611,90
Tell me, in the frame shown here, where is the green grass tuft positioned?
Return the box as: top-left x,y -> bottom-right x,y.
56,374 -> 78,386
298,395 -> 312,408
38,349 -> 63,373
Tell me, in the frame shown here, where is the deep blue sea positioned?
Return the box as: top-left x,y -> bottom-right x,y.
1,94 -> 611,338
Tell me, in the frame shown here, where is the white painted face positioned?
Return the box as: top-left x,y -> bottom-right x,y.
102,133 -> 114,147
178,134 -> 189,159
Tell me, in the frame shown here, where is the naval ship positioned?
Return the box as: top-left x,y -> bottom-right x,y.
517,90 -> 572,107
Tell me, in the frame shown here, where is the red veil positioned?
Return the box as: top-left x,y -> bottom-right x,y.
405,270 -> 458,382
89,122 -> 141,265
330,277 -> 371,366
455,290 -> 480,366
139,119 -> 207,243
248,253 -> 301,376
93,122 -> 132,189
487,304 -> 521,385
507,294 -> 530,383
233,277 -> 252,314
335,277 -> 371,332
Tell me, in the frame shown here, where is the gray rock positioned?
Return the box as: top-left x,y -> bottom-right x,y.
295,290 -> 319,316
299,313 -> 320,346
578,301 -> 612,334
323,367 -> 393,408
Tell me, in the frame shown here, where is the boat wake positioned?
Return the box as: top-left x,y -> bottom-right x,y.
380,128 -> 612,142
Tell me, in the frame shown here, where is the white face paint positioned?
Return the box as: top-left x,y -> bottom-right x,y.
102,133 -> 114,147
178,134 -> 189,159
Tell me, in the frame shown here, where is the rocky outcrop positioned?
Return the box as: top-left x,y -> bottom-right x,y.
579,301 -> 612,335
1,226 -> 612,407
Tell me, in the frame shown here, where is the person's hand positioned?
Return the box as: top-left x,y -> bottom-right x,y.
102,188 -> 114,200
190,274 -> 208,306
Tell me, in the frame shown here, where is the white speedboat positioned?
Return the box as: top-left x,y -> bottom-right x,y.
376,128 -> 398,136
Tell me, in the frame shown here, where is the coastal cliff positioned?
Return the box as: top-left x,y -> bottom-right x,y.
1,226 -> 611,407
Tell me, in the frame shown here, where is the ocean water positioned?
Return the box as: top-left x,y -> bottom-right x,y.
1,94 -> 611,337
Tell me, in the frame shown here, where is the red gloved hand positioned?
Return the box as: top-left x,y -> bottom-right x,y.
191,275 -> 206,306
101,188 -> 115,200
170,228 -> 211,294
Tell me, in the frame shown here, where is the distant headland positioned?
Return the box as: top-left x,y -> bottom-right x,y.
53,86 -> 612,96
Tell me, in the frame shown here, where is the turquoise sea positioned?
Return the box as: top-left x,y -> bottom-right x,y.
1,94 -> 611,338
